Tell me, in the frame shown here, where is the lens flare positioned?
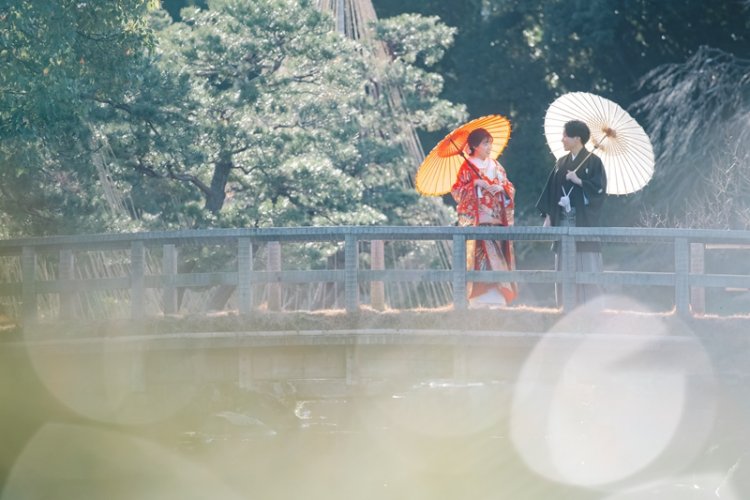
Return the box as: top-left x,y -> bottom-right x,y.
510,295 -> 716,488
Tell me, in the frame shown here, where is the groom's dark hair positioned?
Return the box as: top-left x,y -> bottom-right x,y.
564,120 -> 590,144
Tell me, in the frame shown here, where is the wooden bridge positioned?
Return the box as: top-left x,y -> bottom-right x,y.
1,225 -> 749,324
2,226 -> 748,500
1,225 -> 747,422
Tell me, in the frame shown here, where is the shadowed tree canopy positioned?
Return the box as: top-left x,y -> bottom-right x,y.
374,0 -> 750,226
634,46 -> 750,229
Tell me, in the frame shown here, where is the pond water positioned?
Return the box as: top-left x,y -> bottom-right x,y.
2,319 -> 750,499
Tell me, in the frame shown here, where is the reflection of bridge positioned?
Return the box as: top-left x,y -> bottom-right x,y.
2,226 -> 750,324
5,325 -> 716,401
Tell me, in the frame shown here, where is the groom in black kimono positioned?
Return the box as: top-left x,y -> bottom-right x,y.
536,119 -> 607,307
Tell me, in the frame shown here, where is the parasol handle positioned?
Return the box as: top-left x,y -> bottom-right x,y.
572,149 -> 598,173
572,126 -> 616,173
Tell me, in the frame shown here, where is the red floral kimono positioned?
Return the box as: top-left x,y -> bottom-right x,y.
451,158 -> 517,304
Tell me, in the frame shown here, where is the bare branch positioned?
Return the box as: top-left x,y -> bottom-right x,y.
633,46 -> 750,224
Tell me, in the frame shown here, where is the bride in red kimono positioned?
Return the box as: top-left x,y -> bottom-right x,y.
451,128 -> 517,307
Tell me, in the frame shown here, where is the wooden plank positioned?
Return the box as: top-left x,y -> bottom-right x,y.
170,272 -> 238,287
690,274 -> 750,288
4,225 -> 750,254
575,271 -> 674,287
466,270 -> 558,284
36,277 -> 130,293
0,283 -> 21,296
690,242 -> 705,314
674,238 -> 690,315
267,241 -> 281,311
59,249 -> 75,320
560,235 -> 576,312
130,241 -> 145,320
162,244 -> 177,315
370,240 -> 385,310
251,270 -> 343,284
360,269 -> 453,282
21,246 -> 37,324
344,235 -> 358,312
237,238 -> 253,314
452,235 -> 467,310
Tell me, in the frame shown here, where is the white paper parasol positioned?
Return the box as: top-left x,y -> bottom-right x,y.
544,92 -> 655,195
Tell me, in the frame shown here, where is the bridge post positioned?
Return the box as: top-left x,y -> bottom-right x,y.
238,238 -> 254,314
21,246 -> 37,325
560,234 -> 576,312
690,242 -> 705,315
130,241 -> 145,319
59,249 -> 75,320
267,241 -> 281,311
344,235 -> 359,312
162,244 -> 177,315
370,240 -> 385,310
675,238 -> 690,315
452,235 -> 467,310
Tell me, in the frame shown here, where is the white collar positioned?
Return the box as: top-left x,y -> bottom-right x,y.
470,156 -> 491,168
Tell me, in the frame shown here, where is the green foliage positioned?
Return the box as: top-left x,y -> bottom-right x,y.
0,0 -> 157,234
134,0 -> 461,229
0,0 -> 463,236
374,14 -> 455,66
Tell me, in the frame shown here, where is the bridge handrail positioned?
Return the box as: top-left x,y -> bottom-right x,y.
3,225 -> 750,253
2,225 -> 749,322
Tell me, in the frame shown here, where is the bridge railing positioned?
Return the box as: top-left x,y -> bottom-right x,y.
1,225 -> 749,323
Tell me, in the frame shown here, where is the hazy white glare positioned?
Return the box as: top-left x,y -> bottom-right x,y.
1,423 -> 244,500
601,474 -> 740,499
24,338 -> 196,425
510,295 -> 716,488
362,379 -> 512,438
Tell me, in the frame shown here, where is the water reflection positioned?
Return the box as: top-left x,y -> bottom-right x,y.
2,380 -> 746,499
2,299 -> 750,499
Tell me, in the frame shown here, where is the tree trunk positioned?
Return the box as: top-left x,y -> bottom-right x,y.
205,156 -> 232,214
